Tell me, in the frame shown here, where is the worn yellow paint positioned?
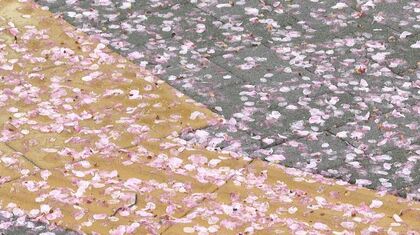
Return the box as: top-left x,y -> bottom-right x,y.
0,0 -> 113,65
2,62 -> 218,168
0,139 -> 250,234
0,171 -> 139,234
254,160 -> 420,230
0,0 -> 219,169
164,159 -> 420,234
250,160 -> 420,232
5,130 -> 101,169
66,142 -> 250,218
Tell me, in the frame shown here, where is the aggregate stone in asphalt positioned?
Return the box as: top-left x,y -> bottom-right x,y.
35,0 -> 420,199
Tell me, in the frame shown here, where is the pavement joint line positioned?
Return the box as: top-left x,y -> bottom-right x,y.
160,158 -> 257,235
256,15 -> 416,82
361,51 -> 412,79
126,2 -> 212,49
19,123 -> 229,171
259,42 -> 326,80
263,0 -> 405,35
322,103 -> 415,153
158,183 -> 221,234
207,55 -> 251,81
133,27 -> 175,47
4,143 -> 44,170
261,0 -> 299,22
346,7 -> 419,77
27,64 -> 63,74
190,2 -> 270,59
120,123 -> 226,151
1,123 -> 228,181
348,5 -> 402,34
259,133 -> 307,151
149,0 -> 191,13
204,43 -> 262,59
180,3 -> 245,59
322,129 -> 371,157
0,174 -> 29,187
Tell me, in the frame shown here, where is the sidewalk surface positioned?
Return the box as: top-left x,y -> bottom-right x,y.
0,0 -> 419,234
35,0 -> 420,199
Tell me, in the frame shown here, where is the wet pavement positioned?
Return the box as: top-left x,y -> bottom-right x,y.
35,0 -> 420,198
